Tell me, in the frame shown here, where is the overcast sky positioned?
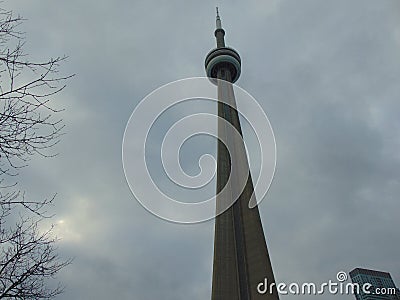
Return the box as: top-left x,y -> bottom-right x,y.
3,0 -> 400,299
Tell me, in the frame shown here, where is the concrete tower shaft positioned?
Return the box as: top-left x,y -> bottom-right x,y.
205,9 -> 279,300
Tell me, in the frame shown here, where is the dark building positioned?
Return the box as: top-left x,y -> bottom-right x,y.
350,268 -> 400,300
205,9 -> 279,300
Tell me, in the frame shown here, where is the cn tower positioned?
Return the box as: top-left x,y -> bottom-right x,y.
205,9 -> 280,300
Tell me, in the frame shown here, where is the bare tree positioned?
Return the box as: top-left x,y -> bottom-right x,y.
0,7 -> 72,299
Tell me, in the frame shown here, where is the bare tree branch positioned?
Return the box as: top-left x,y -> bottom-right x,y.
0,7 -> 72,299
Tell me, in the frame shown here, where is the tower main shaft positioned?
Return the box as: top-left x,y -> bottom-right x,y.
205,9 -> 279,300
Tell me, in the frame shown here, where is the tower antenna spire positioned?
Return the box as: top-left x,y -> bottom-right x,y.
216,7 -> 222,29
213,7 -> 225,48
